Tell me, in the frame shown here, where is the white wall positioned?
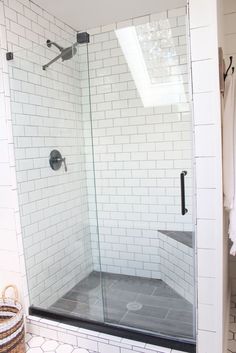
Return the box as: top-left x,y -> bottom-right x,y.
0,0 -> 94,308
0,0 -> 29,307
81,7 -> 194,283
0,0 -> 226,352
189,0 -> 224,352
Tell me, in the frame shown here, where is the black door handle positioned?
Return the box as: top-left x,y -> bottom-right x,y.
180,171 -> 188,215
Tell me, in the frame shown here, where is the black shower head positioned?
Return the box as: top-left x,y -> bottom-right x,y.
61,45 -> 77,61
42,40 -> 78,70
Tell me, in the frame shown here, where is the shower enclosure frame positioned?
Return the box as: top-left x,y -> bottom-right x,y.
4,0 -> 197,349
28,9 -> 197,352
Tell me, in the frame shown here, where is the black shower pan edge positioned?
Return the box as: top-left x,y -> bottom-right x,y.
29,306 -> 196,353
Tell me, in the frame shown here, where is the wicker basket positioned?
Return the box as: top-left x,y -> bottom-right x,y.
0,285 -> 25,353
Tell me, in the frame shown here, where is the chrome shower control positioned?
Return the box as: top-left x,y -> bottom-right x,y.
49,150 -> 67,172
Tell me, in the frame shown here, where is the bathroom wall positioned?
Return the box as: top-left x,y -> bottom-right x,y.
0,0 -> 226,351
189,0 -> 225,351
82,7 -> 194,278
223,0 -> 236,295
0,0 -> 28,306
2,0 -> 93,307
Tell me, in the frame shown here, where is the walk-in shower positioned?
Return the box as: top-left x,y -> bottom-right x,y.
8,3 -> 196,352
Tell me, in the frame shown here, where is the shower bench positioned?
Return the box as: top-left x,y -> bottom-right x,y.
158,230 -> 194,304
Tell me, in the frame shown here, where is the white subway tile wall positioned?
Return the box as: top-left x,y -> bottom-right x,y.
5,0 -> 94,307
0,0 -> 225,353
26,316 -> 187,353
82,8 -> 194,279
0,0 -> 29,307
190,0 -> 223,351
159,232 -> 194,303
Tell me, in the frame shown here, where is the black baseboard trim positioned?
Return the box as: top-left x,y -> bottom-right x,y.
29,306 -> 196,353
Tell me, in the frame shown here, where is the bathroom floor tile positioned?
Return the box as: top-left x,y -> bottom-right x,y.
63,289 -> 100,304
166,309 -> 193,323
153,285 -> 183,298
50,271 -> 194,340
120,311 -> 194,339
26,334 -> 93,353
110,274 -> 157,295
26,333 -> 188,353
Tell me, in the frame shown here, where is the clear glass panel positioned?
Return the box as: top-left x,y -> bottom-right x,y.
87,5 -> 196,341
9,37 -> 104,321
9,2 -> 196,344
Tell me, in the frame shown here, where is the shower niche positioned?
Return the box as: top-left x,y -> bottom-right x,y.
9,2 -> 196,352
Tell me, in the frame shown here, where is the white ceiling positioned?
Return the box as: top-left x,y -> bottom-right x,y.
32,0 -> 186,31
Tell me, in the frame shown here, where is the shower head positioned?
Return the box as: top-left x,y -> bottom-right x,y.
42,40 -> 78,70
61,45 -> 77,61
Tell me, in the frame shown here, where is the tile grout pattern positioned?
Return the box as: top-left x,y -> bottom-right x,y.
50,271 -> 194,340
25,332 -> 188,353
3,0 -> 93,309
26,313 -> 190,353
26,333 -> 95,353
0,0 -> 225,351
82,7 -> 194,280
228,296 -> 236,353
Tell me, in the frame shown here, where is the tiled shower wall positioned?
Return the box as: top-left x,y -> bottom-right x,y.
0,0 -> 28,306
82,7 -> 194,277
0,0 -> 226,351
159,231 -> 194,302
4,0 -> 93,307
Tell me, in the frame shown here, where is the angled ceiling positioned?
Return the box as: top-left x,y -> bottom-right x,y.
31,0 -> 186,31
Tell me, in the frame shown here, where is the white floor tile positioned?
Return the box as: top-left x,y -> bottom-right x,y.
56,344 -> 74,353
41,340 -> 59,351
25,332 -> 188,353
28,337 -> 45,348
26,333 -> 33,343
27,348 -> 43,353
26,334 -> 95,353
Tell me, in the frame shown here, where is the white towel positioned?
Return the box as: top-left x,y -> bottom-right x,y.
223,73 -> 235,209
223,73 -> 236,255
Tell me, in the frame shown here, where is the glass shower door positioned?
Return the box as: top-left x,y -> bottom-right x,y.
9,1 -> 196,344
87,5 -> 196,341
9,37 -> 104,322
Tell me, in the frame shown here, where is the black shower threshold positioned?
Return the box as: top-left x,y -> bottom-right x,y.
29,306 -> 196,353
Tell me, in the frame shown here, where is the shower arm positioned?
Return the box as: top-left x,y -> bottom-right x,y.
42,52 -> 63,70
47,40 -> 64,52
42,43 -> 78,70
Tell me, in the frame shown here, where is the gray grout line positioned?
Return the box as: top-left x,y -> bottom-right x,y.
119,309 -> 128,323
49,271 -> 194,339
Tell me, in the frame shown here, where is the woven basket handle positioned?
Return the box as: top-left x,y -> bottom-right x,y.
2,285 -> 19,303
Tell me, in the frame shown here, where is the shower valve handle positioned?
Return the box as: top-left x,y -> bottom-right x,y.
62,157 -> 67,172
55,157 -> 67,172
49,150 -> 67,172
56,157 -> 67,172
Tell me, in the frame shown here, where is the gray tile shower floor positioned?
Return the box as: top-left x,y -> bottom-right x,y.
51,272 -> 194,340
